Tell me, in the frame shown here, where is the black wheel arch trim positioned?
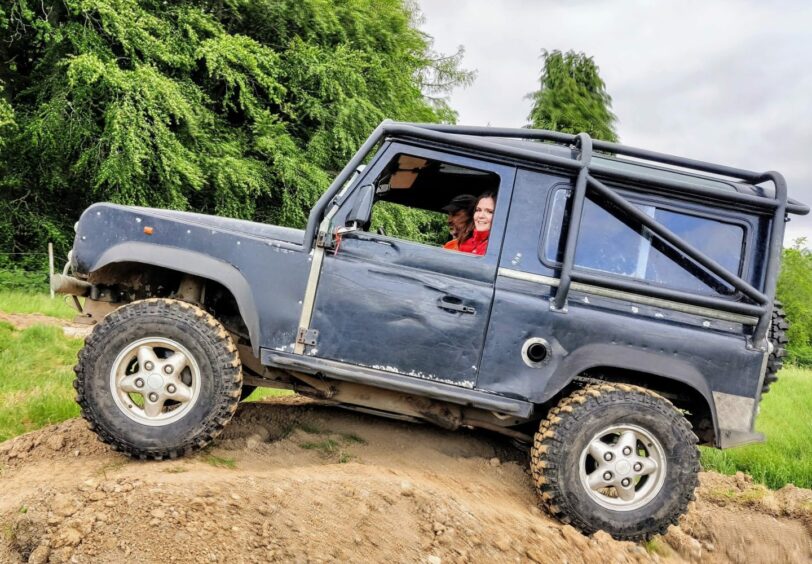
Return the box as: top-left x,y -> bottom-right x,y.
542,344 -> 719,442
92,242 -> 261,355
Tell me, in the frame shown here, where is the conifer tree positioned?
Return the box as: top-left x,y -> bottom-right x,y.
527,50 -> 618,142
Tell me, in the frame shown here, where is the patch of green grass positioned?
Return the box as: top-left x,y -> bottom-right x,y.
644,538 -> 670,556
701,366 -> 812,489
243,387 -> 294,402
0,291 -> 77,320
338,452 -> 355,464
0,323 -> 82,441
203,453 -> 237,469
299,438 -> 340,454
339,432 -> 367,445
298,421 -> 325,434
162,466 -> 189,474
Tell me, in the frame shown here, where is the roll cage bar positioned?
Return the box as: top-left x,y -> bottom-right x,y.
306,121 -> 809,347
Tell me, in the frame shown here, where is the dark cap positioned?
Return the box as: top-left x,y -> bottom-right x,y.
441,194 -> 476,214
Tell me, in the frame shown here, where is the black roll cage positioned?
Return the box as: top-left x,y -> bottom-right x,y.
306,121 -> 809,347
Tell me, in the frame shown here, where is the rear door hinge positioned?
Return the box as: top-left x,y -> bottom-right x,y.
296,327 -> 319,346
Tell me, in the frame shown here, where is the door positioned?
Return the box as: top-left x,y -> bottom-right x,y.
307,144 -> 516,387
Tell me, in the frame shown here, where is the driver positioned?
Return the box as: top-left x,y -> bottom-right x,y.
441,194 -> 476,251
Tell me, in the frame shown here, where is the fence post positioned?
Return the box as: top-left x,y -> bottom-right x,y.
48,242 -> 54,299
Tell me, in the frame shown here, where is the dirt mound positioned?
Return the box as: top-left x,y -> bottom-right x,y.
0,311 -> 92,339
1,398 -> 810,563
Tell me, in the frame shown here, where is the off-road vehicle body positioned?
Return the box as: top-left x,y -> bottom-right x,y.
55,121 -> 808,539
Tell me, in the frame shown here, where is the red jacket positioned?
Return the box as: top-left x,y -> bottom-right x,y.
459,229 -> 489,255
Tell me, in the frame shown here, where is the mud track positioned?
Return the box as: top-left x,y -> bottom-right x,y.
0,397 -> 810,563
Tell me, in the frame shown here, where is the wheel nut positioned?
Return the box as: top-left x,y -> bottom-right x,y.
148,392 -> 159,402
167,384 -> 176,394
603,471 -> 612,481
135,378 -> 144,388
621,478 -> 631,487
144,361 -> 154,371
622,446 -> 632,456
603,452 -> 613,462
634,462 -> 643,472
164,365 -> 174,375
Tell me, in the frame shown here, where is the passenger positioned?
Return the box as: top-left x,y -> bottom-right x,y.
441,194 -> 476,251
459,191 -> 496,256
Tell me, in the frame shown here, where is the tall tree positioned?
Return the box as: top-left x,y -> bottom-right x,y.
0,0 -> 473,270
527,50 -> 618,142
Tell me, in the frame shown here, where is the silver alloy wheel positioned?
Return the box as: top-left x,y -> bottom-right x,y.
578,424 -> 667,512
110,337 -> 202,426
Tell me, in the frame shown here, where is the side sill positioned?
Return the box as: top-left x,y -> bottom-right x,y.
261,349 -> 534,418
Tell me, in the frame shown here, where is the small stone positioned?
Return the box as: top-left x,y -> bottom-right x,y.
489,457 -> 501,467
426,556 -> 442,564
56,527 -> 83,548
400,480 -> 414,496
231,494 -> 241,500
46,435 -> 65,451
52,494 -> 80,517
28,544 -> 51,564
151,509 -> 166,519
149,518 -> 161,527
432,522 -> 445,534
88,492 -> 106,502
494,535 -> 512,552
592,530 -> 613,544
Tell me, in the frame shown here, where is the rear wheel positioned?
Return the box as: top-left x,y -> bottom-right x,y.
763,302 -> 789,394
530,383 -> 699,540
74,298 -> 242,459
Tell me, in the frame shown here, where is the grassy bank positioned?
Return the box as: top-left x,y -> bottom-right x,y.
0,322 -> 82,441
700,366 -> 812,489
0,291 -> 76,320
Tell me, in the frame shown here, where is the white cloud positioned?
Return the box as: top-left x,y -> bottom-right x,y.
418,0 -> 812,243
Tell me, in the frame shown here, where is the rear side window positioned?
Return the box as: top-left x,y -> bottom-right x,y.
544,190 -> 745,296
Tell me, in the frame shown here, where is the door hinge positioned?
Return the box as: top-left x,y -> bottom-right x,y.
296,327 -> 319,346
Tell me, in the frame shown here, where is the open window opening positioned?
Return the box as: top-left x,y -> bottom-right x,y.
361,153 -> 501,253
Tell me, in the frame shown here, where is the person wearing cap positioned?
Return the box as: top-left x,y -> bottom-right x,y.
442,194 -> 476,251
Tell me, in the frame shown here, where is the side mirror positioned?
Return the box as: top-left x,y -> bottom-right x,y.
346,184 -> 375,225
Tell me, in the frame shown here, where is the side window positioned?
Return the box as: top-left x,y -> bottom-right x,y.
366,153 -> 501,254
544,190 -> 745,296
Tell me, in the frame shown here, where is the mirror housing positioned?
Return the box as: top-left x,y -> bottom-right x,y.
346,184 -> 375,225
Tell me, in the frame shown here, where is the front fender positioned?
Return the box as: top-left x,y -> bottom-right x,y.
92,242 -> 260,355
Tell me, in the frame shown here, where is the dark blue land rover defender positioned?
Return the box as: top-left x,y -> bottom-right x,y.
54,121 -> 808,539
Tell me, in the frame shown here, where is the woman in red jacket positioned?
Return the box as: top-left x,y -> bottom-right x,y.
459,191 -> 495,256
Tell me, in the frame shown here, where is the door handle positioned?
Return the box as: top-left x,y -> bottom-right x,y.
438,296 -> 476,314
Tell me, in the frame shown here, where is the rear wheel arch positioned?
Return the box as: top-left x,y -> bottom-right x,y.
547,366 -> 717,446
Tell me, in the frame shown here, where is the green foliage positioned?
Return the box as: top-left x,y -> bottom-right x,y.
776,239 -> 812,364
527,50 -> 618,142
0,0 -> 472,269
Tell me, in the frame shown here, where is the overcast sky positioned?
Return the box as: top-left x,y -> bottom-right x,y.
417,0 -> 812,244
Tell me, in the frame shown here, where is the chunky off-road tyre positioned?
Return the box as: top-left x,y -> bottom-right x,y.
763,302 -> 789,394
74,298 -> 242,459
530,383 -> 699,540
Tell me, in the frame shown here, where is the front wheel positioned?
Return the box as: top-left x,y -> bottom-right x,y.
530,383 -> 699,540
74,298 -> 242,459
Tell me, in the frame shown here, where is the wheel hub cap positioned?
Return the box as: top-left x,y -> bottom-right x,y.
110,337 -> 201,427
147,374 -> 164,390
578,424 -> 667,512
